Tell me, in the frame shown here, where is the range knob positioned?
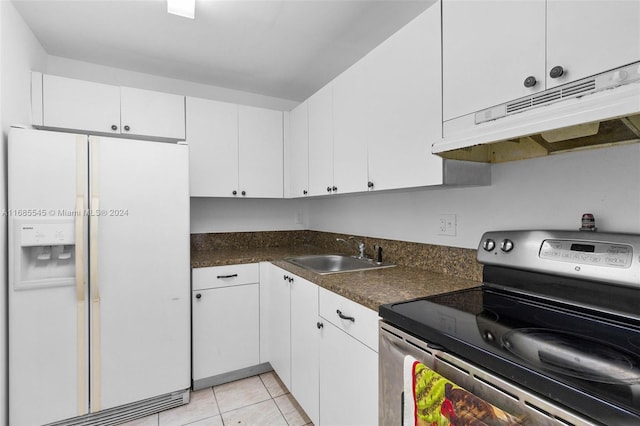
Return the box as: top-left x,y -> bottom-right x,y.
482,239 -> 496,252
500,239 -> 514,252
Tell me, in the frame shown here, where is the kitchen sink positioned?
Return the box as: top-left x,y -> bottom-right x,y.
284,254 -> 395,275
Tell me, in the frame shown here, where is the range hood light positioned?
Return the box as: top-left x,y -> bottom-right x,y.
167,0 -> 195,19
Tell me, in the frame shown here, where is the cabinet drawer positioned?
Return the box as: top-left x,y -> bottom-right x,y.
319,288 -> 379,352
193,263 -> 259,290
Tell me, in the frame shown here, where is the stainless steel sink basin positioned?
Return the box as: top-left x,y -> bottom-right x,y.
284,254 -> 395,275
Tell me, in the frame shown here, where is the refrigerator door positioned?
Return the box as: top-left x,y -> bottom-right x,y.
8,128 -> 90,426
89,136 -> 190,411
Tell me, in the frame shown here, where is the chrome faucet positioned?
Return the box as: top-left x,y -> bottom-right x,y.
336,236 -> 366,259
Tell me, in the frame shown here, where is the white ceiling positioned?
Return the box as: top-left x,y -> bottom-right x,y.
12,0 -> 434,101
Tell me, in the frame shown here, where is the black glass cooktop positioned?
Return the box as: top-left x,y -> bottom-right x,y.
379,285 -> 640,425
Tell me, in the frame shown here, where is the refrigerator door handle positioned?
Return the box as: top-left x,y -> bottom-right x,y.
90,138 -> 102,412
75,137 -> 88,416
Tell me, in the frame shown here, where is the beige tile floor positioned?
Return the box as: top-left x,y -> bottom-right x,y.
120,372 -> 313,426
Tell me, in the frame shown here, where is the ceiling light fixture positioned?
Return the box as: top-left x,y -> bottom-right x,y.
167,0 -> 195,19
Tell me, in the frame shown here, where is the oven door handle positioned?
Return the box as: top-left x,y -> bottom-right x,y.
426,342 -> 446,352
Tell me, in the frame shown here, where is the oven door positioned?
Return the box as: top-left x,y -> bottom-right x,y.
379,322 -> 598,426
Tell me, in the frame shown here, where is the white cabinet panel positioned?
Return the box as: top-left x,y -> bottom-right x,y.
442,0 -> 546,121
192,284 -> 260,380
366,6 -> 444,190
186,97 -> 239,197
192,263 -> 259,291
332,61 -> 368,194
259,263 -> 292,389
287,101 -> 309,198
38,74 -> 186,140
319,321 -> 378,426
290,275 -> 320,426
42,74 -> 121,135
120,87 -> 185,140
308,85 -> 334,196
546,0 -> 640,89
238,105 -> 284,198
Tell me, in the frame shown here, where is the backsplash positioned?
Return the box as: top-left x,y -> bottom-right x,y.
190,230 -> 482,282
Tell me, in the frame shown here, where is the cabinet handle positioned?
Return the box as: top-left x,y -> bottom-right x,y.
317,322 -> 324,329
241,190 -> 246,196
367,181 -> 374,188
283,275 -> 289,281
124,125 -> 130,131
303,190 -> 308,195
232,190 -> 237,195
332,186 -> 337,192
288,276 -> 294,283
195,293 -> 202,299
327,186 -> 332,193
111,124 -> 118,131
336,309 -> 355,322
217,274 -> 238,279
523,76 -> 537,88
549,66 -> 565,79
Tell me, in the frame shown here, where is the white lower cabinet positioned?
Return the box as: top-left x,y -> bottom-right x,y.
318,288 -> 379,426
260,263 -> 377,426
192,264 -> 261,389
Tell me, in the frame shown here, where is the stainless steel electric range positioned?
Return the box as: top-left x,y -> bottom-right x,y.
379,230 -> 640,426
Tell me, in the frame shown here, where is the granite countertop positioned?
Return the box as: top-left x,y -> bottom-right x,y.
191,245 -> 480,311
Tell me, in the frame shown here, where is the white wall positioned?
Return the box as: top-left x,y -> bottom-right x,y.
308,143 -> 640,249
190,198 -> 309,233
1,2 -> 48,425
46,56 -> 298,111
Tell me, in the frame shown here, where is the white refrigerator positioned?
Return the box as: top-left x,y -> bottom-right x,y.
8,128 -> 191,426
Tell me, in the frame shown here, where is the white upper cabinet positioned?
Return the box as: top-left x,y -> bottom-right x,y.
307,84 -> 335,197
442,0 -> 546,121
120,87 -> 185,140
40,74 -> 122,135
286,101 -> 309,198
35,73 -> 186,140
187,97 -> 239,197
545,0 -> 640,89
186,98 -> 283,198
443,0 -> 640,121
332,60 -> 369,194
366,5 -> 444,190
238,105 -> 284,198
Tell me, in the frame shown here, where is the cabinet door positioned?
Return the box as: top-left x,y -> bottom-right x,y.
332,61 -> 368,194
308,84 -> 334,196
442,0 -> 546,121
366,6 -> 444,190
319,322 -> 378,426
186,97 -> 239,197
259,263 -> 291,389
192,284 -> 260,380
121,87 -> 186,140
42,74 -> 121,135
238,106 -> 284,198
290,276 -> 319,426
287,101 -> 309,198
546,0 -> 640,89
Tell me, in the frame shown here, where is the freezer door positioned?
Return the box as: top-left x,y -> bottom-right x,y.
8,128 -> 90,426
89,136 -> 190,411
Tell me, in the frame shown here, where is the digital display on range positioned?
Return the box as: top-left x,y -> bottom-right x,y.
570,243 -> 596,253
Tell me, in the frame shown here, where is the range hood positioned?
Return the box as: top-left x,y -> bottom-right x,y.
434,61 -> 640,163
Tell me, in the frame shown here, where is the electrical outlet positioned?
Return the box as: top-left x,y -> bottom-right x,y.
438,214 -> 457,236
295,211 -> 303,225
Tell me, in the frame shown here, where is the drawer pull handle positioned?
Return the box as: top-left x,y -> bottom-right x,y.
336,310 -> 355,322
317,322 -> 324,329
217,274 -> 238,279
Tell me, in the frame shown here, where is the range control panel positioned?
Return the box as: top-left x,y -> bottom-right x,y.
477,230 -> 640,287
539,239 -> 632,268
